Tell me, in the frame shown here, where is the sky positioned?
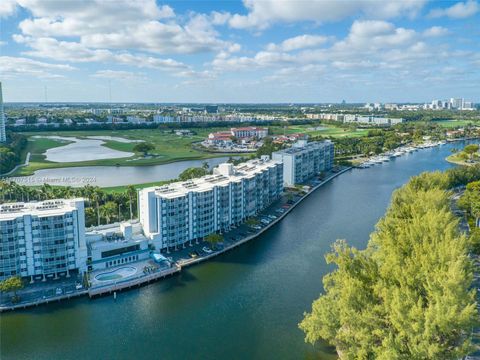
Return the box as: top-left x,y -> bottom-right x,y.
0,0 -> 479,103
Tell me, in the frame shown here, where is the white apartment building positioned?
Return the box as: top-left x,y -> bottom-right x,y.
343,115 -> 404,126
272,140 -> 334,186
0,199 -> 87,282
138,157 -> 283,252
230,127 -> 268,139
153,115 -> 177,123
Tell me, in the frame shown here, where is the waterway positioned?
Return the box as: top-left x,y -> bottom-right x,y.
9,157 -> 234,187
0,142 -> 469,360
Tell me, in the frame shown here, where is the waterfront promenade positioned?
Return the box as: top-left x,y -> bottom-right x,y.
0,166 -> 350,312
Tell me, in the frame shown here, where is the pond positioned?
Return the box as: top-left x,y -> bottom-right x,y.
34,136 -> 135,162
9,156 -> 236,187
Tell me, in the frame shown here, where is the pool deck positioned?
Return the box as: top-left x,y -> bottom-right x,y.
88,263 -> 181,298
0,166 -> 350,312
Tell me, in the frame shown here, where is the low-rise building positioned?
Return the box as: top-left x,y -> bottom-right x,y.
0,199 -> 87,282
230,127 -> 268,139
138,157 -> 283,252
207,131 -> 234,147
85,222 -> 150,271
343,115 -> 404,125
272,140 -> 334,186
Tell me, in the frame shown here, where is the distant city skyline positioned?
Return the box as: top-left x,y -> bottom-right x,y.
1,0 -> 479,103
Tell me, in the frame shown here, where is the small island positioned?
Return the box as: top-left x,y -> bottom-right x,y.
446,144 -> 480,166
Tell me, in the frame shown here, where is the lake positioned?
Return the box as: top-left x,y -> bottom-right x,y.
10,157 -> 236,187
34,136 -> 135,162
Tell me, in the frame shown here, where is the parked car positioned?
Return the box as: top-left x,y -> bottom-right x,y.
202,246 -> 213,254
75,284 -> 83,290
55,288 -> 62,296
189,252 -> 199,259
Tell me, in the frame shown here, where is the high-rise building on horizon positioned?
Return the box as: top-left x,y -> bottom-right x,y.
0,81 -> 6,143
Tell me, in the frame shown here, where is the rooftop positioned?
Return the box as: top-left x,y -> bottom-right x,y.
141,158 -> 281,199
86,221 -> 148,250
273,140 -> 333,155
0,199 -> 83,220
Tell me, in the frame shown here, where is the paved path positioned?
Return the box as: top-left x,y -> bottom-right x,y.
1,152 -> 30,177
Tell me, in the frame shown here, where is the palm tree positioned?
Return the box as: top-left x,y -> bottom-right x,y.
91,188 -> 104,226
100,201 -> 117,224
40,183 -> 53,200
0,180 -> 7,202
126,185 -> 136,220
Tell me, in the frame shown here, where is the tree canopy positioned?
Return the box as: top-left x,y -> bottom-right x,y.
0,276 -> 24,296
205,233 -> 223,248
133,142 -> 155,155
178,167 -> 209,181
299,171 -> 477,359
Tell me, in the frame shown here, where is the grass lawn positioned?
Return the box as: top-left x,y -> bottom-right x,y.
14,128 -> 238,176
102,180 -> 172,193
268,124 -> 369,138
12,122 -> 364,178
433,120 -> 474,128
446,153 -> 470,166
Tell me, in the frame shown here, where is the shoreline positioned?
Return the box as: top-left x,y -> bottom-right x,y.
0,166 -> 351,312
445,137 -> 480,166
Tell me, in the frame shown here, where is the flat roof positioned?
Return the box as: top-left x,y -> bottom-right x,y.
141,158 -> 281,200
0,198 -> 83,220
273,141 -> 333,156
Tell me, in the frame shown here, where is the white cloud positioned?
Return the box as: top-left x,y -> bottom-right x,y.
91,70 -> 146,82
423,26 -> 450,37
14,35 -> 189,71
0,56 -> 75,78
332,20 -> 417,52
0,0 -> 17,17
211,19 -> 452,83
212,50 -> 296,71
266,34 -> 328,52
15,0 -> 236,55
428,0 -> 479,19
229,0 -> 427,29
17,0 -> 174,24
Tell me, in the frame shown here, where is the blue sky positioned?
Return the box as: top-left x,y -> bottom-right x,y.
0,0 -> 479,103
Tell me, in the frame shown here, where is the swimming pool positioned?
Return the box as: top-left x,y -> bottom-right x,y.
94,266 -> 137,282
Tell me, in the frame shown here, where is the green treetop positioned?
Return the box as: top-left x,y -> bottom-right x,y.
299,173 -> 477,359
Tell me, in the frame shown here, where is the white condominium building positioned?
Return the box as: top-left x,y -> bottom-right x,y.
0,199 -> 87,281
138,157 -> 283,252
230,127 -> 268,139
272,140 -> 334,186
343,115 -> 404,125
